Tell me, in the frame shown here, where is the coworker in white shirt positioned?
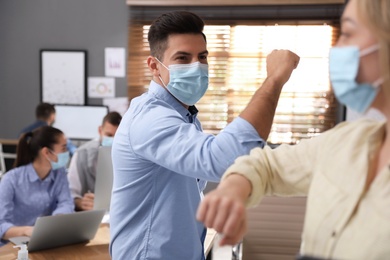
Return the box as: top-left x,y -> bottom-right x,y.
67,112 -> 122,211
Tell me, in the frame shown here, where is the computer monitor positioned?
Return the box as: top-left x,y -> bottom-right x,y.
53,105 -> 108,140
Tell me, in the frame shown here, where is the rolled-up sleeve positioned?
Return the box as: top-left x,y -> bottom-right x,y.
130,104 -> 265,182
222,134 -> 324,207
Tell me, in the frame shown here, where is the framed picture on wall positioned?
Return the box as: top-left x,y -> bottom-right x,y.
40,49 -> 87,105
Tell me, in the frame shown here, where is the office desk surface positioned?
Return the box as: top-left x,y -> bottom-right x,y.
0,224 -> 216,259
0,139 -> 18,146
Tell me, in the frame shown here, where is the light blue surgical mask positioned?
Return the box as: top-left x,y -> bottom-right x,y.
101,136 -> 114,147
329,44 -> 383,113
49,151 -> 70,170
156,59 -> 209,106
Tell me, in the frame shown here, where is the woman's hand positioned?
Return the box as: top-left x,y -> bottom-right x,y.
2,226 -> 34,240
196,174 -> 252,246
24,226 -> 34,237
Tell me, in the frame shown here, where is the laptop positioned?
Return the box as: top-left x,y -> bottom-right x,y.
9,209 -> 105,252
93,146 -> 113,211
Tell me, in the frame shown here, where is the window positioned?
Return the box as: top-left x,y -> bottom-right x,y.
128,21 -> 340,144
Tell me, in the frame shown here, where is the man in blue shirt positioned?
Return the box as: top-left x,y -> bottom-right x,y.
110,11 -> 299,260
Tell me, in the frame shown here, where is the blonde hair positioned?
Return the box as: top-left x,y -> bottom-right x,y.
356,0 -> 390,96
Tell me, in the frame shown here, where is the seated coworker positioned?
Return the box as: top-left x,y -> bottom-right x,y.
67,112 -> 122,211
0,126 -> 74,246
197,0 -> 390,259
20,102 -> 77,156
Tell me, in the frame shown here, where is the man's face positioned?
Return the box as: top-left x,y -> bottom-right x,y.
99,122 -> 119,138
156,33 -> 208,87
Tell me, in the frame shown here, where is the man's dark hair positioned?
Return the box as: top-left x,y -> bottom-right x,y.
35,103 -> 55,120
102,111 -> 122,126
148,11 -> 206,61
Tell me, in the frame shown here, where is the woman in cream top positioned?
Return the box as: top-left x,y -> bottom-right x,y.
197,0 -> 390,259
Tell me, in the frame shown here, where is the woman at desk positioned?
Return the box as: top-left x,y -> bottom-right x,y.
0,126 -> 74,245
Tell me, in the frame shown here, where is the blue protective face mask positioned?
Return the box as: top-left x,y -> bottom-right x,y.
329,44 -> 383,113
156,59 -> 209,106
49,151 -> 70,170
101,136 -> 114,147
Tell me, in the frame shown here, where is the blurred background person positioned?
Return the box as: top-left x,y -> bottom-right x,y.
67,112 -> 122,211
0,126 -> 74,246
20,102 -> 77,156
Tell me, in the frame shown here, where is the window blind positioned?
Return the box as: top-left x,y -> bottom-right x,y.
128,21 -> 340,144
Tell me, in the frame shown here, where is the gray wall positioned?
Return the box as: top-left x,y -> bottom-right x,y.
0,0 -> 128,139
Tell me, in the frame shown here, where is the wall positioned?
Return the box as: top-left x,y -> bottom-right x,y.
0,0 -> 128,139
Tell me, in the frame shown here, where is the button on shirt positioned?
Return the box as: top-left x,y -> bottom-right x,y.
109,81 -> 265,260
0,164 -> 74,244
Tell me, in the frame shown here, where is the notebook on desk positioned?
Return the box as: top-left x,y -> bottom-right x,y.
93,146 -> 113,212
9,209 -> 105,252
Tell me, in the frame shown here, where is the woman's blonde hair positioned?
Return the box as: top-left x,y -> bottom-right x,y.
356,0 -> 390,96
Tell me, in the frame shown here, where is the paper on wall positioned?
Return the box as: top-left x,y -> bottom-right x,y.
103,97 -> 129,116
88,77 -> 115,98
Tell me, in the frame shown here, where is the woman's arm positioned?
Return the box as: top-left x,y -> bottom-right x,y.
197,133 -> 325,245
2,226 -> 33,240
52,170 -> 75,215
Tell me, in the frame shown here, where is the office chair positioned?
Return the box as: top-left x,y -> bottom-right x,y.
242,196 -> 307,260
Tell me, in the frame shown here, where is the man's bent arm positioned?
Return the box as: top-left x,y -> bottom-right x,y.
240,50 -> 300,140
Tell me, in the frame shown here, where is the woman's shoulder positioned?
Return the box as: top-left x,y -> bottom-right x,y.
330,118 -> 384,133
3,164 -> 31,176
0,164 -> 30,185
317,118 -> 386,146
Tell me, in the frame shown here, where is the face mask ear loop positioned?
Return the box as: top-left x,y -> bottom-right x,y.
154,57 -> 169,70
158,75 -> 168,88
154,57 -> 169,87
359,44 -> 379,57
372,78 -> 384,89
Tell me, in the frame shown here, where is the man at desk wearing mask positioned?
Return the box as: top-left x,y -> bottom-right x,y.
67,112 -> 122,211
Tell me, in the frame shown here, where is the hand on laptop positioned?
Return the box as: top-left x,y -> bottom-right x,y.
75,192 -> 95,211
3,226 -> 34,240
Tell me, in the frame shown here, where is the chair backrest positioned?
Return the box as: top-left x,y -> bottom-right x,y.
0,144 -> 5,179
243,197 -> 307,260
0,139 -> 18,179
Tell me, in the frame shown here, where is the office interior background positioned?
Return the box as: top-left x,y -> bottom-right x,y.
0,0 -> 345,142
0,0 -> 348,259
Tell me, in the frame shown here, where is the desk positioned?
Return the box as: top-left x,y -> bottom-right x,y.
0,139 -> 18,146
0,224 -> 216,259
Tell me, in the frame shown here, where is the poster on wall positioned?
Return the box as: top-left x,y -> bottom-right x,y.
40,50 -> 87,105
105,48 -> 126,78
88,77 -> 115,98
